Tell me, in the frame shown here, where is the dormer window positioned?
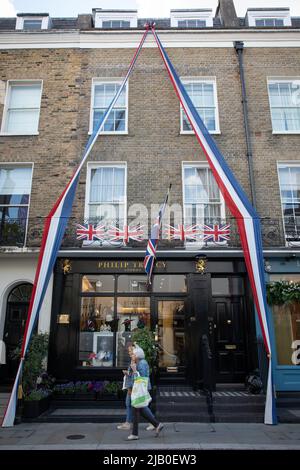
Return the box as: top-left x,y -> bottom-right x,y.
102,20 -> 131,29
246,9 -> 291,27
16,14 -> 50,31
255,18 -> 284,27
170,9 -> 213,28
178,19 -> 206,28
93,9 -> 137,29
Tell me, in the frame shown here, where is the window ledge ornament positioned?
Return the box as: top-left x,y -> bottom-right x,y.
195,257 -> 207,274
61,259 -> 72,275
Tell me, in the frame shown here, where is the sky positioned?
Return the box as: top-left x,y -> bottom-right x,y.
1,0 -> 300,18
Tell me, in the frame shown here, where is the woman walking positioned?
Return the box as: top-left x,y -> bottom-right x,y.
127,345 -> 164,441
117,343 -> 134,430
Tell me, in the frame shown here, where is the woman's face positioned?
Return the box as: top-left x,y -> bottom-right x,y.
128,346 -> 133,357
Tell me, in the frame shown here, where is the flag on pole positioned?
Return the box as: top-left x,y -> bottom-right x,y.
151,26 -> 276,425
144,184 -> 171,284
1,27 -> 150,428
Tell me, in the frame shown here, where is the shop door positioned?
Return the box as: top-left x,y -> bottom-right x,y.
156,299 -> 186,376
2,283 -> 33,382
212,296 -> 247,383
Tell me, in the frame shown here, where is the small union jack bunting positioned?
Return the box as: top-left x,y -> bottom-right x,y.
202,223 -> 231,243
107,224 -> 145,245
76,223 -> 106,242
164,224 -> 201,241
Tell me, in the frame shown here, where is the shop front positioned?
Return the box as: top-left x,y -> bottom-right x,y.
48,255 -> 258,389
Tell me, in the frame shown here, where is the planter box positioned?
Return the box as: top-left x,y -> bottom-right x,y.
23,396 -> 50,419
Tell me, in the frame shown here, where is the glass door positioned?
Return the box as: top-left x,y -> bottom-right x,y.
156,299 -> 186,372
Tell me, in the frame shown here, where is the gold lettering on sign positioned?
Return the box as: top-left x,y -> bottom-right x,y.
98,260 -> 167,271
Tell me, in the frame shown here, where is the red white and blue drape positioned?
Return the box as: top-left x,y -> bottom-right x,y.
151,27 -> 276,424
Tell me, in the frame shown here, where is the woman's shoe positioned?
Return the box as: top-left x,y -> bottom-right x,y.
155,423 -> 164,437
127,434 -> 139,440
146,424 -> 155,431
117,422 -> 131,430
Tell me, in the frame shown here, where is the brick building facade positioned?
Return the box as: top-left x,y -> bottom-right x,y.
0,1 -> 299,398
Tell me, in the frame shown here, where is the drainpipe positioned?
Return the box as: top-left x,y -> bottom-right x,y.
234,41 -> 257,209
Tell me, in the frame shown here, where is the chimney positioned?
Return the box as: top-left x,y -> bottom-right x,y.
216,0 -> 239,28
77,14 -> 92,30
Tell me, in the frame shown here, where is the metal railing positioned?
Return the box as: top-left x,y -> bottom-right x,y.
0,215 -> 299,249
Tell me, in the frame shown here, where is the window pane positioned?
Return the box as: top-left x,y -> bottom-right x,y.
0,166 -> 32,196
9,84 -> 41,109
116,297 -> 150,367
275,19 -> 284,26
79,297 -> 115,367
271,283 -> 300,365
118,275 -> 148,292
212,278 -> 244,295
6,109 -> 40,134
153,275 -> 187,293
23,20 -> 43,30
255,19 -> 264,26
82,275 -> 115,292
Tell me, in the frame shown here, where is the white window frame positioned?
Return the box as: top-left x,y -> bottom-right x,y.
267,77 -> 300,135
277,162 -> 300,246
0,162 -> 34,248
182,162 -> 226,246
94,11 -> 137,29
84,162 -> 127,225
180,77 -> 220,135
0,80 -> 43,136
246,10 -> 291,27
16,16 -> 50,30
89,78 -> 129,135
170,10 -> 213,28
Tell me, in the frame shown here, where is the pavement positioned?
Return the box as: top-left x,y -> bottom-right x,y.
0,422 -> 300,450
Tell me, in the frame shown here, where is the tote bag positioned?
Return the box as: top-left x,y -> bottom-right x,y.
131,374 -> 152,408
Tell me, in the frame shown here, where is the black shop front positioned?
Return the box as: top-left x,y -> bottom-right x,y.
48,253 -> 258,389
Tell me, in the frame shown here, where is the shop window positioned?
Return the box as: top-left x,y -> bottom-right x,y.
117,275 -> 148,293
79,297 -> 115,367
82,275 -> 115,293
153,275 -> 187,293
212,277 -> 244,296
270,274 -> 300,366
116,297 -> 150,367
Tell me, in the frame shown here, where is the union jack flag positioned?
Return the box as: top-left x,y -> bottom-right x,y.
202,223 -> 231,243
164,224 -> 201,241
144,185 -> 171,284
76,223 -> 106,241
107,224 -> 144,244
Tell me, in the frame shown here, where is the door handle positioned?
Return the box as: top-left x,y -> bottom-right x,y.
225,344 -> 237,350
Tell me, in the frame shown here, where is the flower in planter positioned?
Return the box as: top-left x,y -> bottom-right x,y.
25,389 -> 51,401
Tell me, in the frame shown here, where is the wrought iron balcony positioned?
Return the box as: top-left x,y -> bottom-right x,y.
0,216 -> 299,250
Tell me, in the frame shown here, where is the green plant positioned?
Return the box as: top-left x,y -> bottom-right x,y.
132,327 -> 158,371
25,389 -> 50,401
12,333 -> 50,399
104,381 -> 121,395
267,280 -> 300,306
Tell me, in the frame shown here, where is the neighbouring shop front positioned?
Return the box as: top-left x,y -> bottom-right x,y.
48,255 -> 258,389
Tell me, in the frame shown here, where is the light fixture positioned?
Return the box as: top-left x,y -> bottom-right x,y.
264,259 -> 272,273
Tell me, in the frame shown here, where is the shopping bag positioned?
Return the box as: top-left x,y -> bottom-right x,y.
131,375 -> 152,408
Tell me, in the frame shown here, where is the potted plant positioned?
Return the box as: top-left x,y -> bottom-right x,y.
12,333 -> 53,419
